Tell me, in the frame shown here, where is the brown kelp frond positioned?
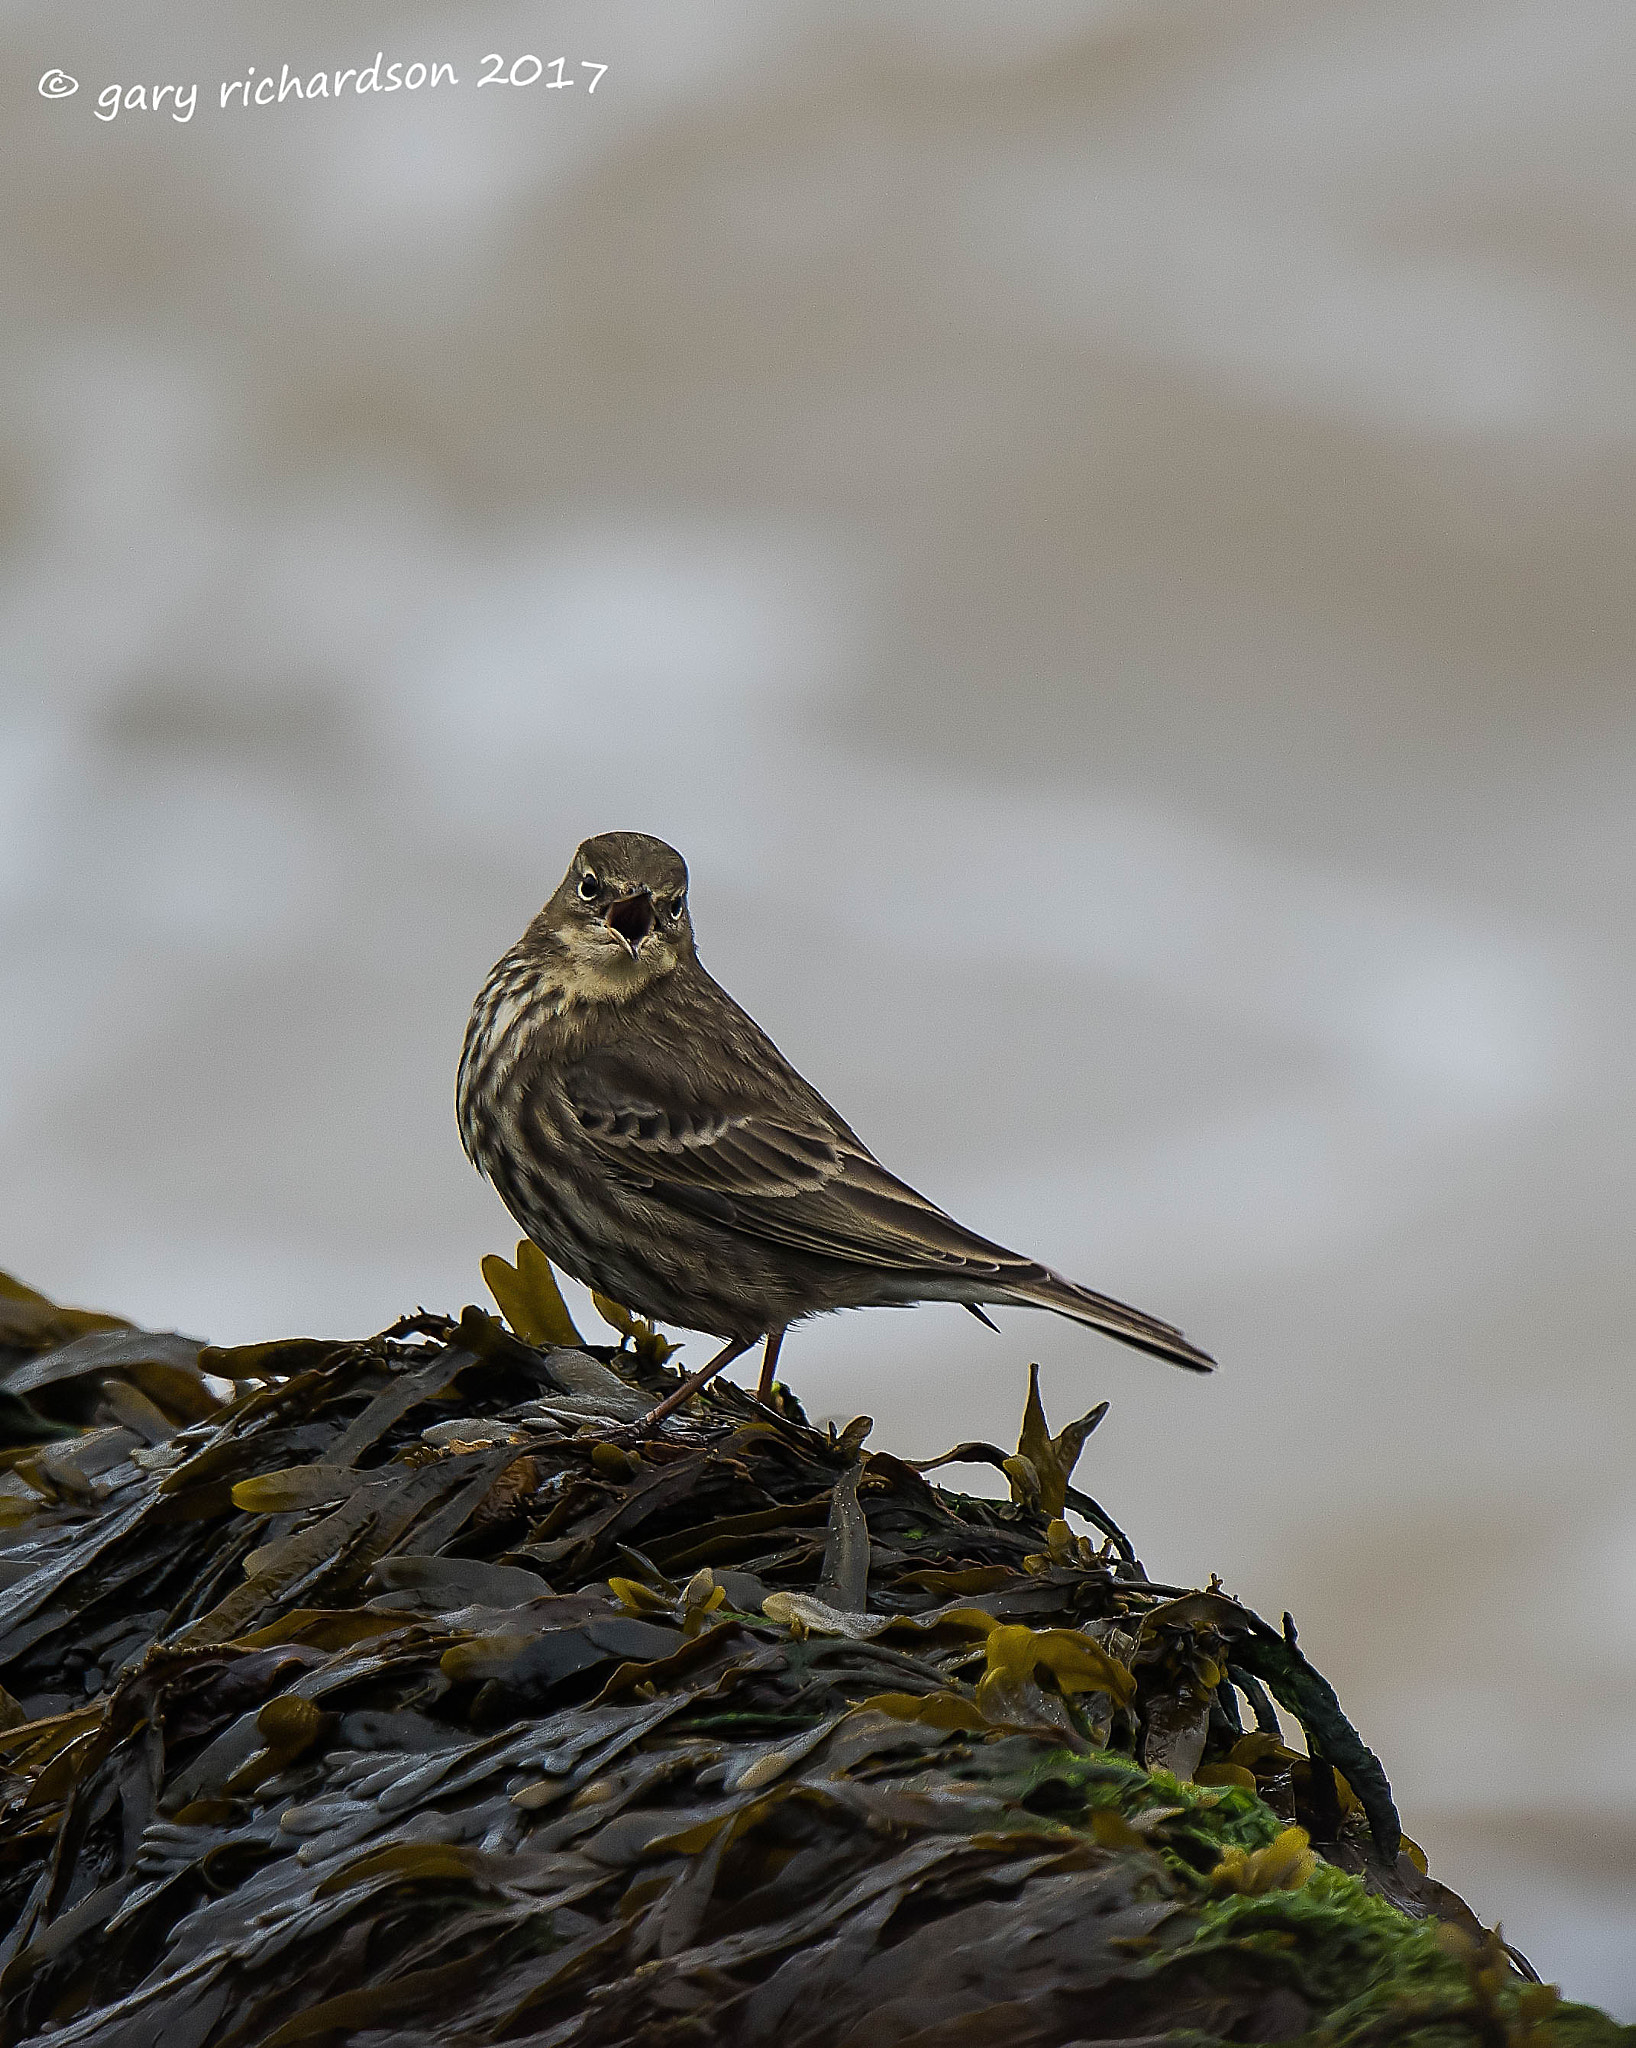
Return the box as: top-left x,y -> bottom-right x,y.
0,1266 -> 1622,2048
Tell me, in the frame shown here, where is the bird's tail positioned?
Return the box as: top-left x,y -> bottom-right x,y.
992,1269 -> 1215,1373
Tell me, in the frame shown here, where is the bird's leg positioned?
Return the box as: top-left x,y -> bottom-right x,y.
641,1336 -> 752,1427
754,1327 -> 786,1406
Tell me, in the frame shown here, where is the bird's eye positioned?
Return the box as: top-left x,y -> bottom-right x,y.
578,872 -> 599,901
668,894 -> 686,920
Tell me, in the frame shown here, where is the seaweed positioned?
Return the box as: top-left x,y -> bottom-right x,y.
0,1260 -> 1625,2048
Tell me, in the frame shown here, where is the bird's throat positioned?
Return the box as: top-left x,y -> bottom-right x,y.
555,926 -> 674,1007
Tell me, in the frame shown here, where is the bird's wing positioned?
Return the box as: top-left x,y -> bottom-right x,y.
555,1051 -> 1019,1278
554,1041 -> 1216,1371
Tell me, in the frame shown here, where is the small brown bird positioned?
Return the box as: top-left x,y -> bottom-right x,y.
458,832 -> 1213,1419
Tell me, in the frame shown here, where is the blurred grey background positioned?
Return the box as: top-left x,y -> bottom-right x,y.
5,0 -> 1633,2007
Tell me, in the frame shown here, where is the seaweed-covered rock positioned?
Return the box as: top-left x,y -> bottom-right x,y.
0,1264 -> 1627,2048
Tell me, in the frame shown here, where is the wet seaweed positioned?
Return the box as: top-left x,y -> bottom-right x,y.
0,1260 -> 1625,2048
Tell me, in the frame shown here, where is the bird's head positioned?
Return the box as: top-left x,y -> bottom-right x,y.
533,831 -> 694,999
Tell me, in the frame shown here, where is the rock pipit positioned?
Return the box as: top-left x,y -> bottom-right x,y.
459,832 -> 1213,1421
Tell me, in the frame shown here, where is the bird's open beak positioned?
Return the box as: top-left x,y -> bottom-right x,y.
604,890 -> 656,952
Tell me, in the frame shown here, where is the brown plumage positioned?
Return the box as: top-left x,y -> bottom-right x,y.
458,831 -> 1213,1418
